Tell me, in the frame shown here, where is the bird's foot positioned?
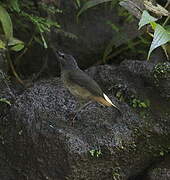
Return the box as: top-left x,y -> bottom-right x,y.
69,112 -> 77,126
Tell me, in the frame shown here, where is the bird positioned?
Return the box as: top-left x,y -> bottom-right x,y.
55,51 -> 121,123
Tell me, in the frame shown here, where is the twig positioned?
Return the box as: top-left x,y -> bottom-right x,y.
6,49 -> 24,85
165,1 -> 170,8
0,70 -> 15,99
163,15 -> 170,27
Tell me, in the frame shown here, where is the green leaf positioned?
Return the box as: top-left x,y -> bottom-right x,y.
139,10 -> 158,29
8,37 -> 24,46
0,39 -> 6,49
0,98 -> 11,105
150,21 -> 157,30
148,24 -> 170,60
75,0 -> 81,8
139,102 -> 147,108
10,0 -> 20,12
89,150 -> 95,157
77,0 -> 112,18
0,5 -> 13,39
10,43 -> 24,51
8,37 -> 24,51
160,151 -> 164,156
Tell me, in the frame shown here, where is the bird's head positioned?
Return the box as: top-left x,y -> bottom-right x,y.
56,51 -> 78,70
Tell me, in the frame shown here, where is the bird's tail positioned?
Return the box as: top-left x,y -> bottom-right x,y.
103,93 -> 119,109
92,93 -> 121,112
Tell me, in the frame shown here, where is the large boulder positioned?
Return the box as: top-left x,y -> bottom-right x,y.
0,60 -> 170,179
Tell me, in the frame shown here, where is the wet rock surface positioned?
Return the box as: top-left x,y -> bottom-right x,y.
152,62 -> 170,99
0,60 -> 170,180
146,156 -> 170,180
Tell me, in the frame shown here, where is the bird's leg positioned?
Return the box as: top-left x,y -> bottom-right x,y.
112,106 -> 122,116
71,101 -> 92,126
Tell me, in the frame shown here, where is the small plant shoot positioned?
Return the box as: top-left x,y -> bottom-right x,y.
89,149 -> 102,158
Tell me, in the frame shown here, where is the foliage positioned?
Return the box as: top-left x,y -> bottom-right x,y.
74,0 -> 81,8
131,98 -> 150,109
0,5 -> 13,39
77,0 -> 145,63
0,0 -> 61,83
139,10 -> 170,60
20,11 -> 60,48
78,0 -> 170,61
89,149 -> 102,157
0,4 -> 23,52
138,10 -> 158,29
117,7 -> 134,23
116,90 -> 150,109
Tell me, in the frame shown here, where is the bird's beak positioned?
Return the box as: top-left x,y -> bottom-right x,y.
56,51 -> 64,58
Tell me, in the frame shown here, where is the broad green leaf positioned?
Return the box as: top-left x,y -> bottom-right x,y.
139,10 -> 158,29
0,39 -> 6,49
10,0 -> 20,12
148,24 -> 170,60
10,43 -> 24,51
0,5 -> 13,39
77,0 -> 112,18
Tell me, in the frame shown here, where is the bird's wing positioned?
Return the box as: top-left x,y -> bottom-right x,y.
68,70 -> 103,97
68,70 -> 120,110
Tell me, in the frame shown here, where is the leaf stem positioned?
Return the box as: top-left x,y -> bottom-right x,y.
6,49 -> 24,85
163,15 -> 170,27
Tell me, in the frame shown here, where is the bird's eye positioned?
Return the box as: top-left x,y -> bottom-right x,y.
58,51 -> 65,58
